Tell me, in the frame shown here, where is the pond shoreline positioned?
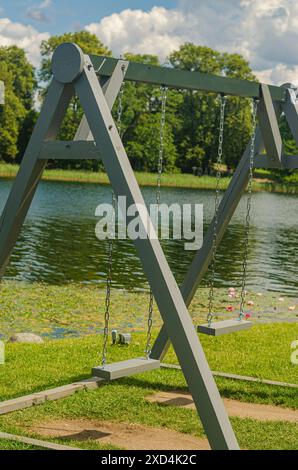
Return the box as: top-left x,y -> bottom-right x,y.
0,163 -> 297,194
0,281 -> 296,340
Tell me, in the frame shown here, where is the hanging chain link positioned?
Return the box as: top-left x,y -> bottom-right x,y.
101,193 -> 116,367
156,86 -> 168,206
117,81 -> 125,138
101,82 -> 125,367
207,94 -> 226,326
239,99 -> 258,319
145,86 -> 168,358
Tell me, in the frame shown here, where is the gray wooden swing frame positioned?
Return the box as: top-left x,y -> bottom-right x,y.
0,43 -> 298,450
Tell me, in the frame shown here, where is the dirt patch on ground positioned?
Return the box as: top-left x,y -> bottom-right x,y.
31,419 -> 210,450
146,391 -> 298,423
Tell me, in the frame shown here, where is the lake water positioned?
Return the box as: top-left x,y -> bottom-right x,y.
0,178 -> 297,296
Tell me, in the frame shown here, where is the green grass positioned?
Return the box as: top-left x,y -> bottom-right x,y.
0,162 -> 297,193
0,325 -> 297,406
0,439 -> 41,450
0,333 -> 297,450
0,281 -> 297,450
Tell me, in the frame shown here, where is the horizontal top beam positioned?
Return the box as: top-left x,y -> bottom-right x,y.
89,55 -> 286,102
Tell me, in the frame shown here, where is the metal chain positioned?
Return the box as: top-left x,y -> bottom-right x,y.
101,193 -> 116,367
156,86 -> 168,206
145,86 -> 168,358
239,99 -> 258,319
207,95 -> 226,326
101,82 -> 125,367
117,81 -> 125,137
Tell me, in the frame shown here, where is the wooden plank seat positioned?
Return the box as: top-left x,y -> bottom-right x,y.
92,358 -> 160,381
198,319 -> 252,336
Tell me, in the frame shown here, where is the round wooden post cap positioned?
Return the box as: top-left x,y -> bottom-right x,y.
52,43 -> 85,84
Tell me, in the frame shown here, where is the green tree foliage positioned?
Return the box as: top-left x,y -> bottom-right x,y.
169,43 -> 257,173
0,46 -> 36,111
0,47 -> 35,162
117,53 -> 181,172
126,113 -> 177,171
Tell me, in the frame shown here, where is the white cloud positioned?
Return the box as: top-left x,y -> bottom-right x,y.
26,0 -> 52,23
85,0 -> 298,85
86,7 -> 185,61
0,17 -> 49,67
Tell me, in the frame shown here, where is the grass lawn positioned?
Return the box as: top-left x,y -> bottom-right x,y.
0,281 -> 297,450
0,162 -> 297,193
0,325 -> 297,449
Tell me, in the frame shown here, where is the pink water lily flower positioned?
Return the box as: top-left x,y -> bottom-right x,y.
226,305 -> 234,312
245,313 -> 251,319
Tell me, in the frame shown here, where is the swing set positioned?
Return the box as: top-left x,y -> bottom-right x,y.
0,43 -> 297,450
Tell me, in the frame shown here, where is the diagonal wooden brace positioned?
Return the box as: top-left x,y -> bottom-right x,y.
258,83 -> 282,165
282,84 -> 298,147
75,59 -> 129,141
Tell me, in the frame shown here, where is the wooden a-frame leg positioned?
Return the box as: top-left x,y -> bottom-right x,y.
75,56 -> 239,450
0,80 -> 73,278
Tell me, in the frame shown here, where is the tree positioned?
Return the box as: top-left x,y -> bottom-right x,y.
0,46 -> 36,162
0,63 -> 26,162
168,43 -> 256,172
126,112 -> 177,172
117,53 -> 181,172
0,46 -> 36,111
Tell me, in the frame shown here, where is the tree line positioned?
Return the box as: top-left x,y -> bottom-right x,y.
0,31 -> 296,175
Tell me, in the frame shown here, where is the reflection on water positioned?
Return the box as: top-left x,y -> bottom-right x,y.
0,178 -> 297,296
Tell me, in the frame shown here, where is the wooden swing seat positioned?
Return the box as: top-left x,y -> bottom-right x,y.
92,357 -> 160,381
198,319 -> 252,336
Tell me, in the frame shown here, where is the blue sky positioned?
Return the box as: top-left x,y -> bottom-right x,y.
0,0 -> 298,85
0,0 -> 177,35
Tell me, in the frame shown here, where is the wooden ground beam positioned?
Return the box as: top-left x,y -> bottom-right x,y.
161,364 -> 298,389
0,370 -> 296,419
0,377 -> 104,416
0,431 -> 81,450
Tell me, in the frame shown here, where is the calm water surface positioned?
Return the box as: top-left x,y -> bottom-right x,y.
0,178 -> 297,296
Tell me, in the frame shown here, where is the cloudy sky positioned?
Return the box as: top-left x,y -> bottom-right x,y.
0,0 -> 297,85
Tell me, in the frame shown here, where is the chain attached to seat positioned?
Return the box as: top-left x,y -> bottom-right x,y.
207,94 -> 226,327
101,80 -> 125,368
239,99 -> 258,319
206,96 -> 258,328
145,85 -> 168,358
